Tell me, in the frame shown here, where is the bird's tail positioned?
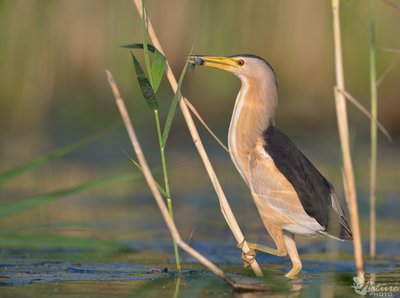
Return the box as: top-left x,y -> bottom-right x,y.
339,217 -> 353,240
324,215 -> 353,241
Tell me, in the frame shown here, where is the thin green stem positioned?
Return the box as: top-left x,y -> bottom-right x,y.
173,278 -> 182,298
154,110 -> 181,272
369,0 -> 377,259
155,110 -> 170,198
141,0 -> 153,86
167,197 -> 181,272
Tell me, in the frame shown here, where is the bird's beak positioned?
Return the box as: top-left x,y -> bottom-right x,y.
188,55 -> 238,71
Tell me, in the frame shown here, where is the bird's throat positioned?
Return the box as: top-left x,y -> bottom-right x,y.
228,78 -> 276,183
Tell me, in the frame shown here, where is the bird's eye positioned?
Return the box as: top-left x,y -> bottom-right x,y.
237,59 -> 244,66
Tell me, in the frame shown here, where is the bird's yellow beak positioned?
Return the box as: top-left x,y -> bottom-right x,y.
188,55 -> 239,71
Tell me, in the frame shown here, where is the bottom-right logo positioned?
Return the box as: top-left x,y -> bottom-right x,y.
352,276 -> 400,296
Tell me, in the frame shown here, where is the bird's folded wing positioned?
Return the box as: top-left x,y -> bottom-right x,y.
255,125 -> 352,239
248,145 -> 325,235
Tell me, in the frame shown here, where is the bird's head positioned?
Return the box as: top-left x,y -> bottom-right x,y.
188,54 -> 277,85
188,54 -> 279,123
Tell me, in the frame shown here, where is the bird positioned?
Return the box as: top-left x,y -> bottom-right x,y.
188,54 -> 353,278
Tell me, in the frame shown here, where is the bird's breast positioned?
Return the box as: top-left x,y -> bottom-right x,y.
228,78 -> 272,184
228,84 -> 254,184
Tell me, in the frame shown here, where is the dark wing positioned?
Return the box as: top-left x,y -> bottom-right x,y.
263,125 -> 352,240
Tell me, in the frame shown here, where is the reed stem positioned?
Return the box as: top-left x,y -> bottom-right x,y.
331,0 -> 364,279
369,0 -> 377,259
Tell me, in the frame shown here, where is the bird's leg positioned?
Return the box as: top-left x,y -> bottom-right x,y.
237,239 -> 287,268
283,232 -> 302,279
247,242 -> 287,257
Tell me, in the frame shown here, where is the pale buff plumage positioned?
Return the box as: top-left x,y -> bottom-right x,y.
189,54 -> 350,278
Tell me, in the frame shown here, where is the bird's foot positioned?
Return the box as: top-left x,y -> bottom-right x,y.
241,250 -> 256,268
285,264 -> 302,279
237,239 -> 256,268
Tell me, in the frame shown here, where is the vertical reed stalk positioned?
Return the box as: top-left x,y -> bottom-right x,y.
369,0 -> 377,259
132,0 -> 263,277
154,110 -> 181,271
331,0 -> 364,279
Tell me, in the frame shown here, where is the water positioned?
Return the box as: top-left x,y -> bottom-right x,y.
1,259 -> 398,297
1,236 -> 399,297
1,161 -> 399,297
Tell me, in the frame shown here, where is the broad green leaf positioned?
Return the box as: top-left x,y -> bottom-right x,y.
162,50 -> 192,148
0,172 -> 140,218
150,49 -> 166,92
121,43 -> 166,93
0,126 -> 116,187
121,43 -> 156,53
141,0 -> 153,87
131,52 -> 159,111
0,231 -> 116,250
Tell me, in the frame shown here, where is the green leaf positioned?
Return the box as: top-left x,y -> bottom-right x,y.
0,126 -> 116,187
121,43 -> 156,53
162,49 -> 192,148
0,230 -> 116,250
121,43 -> 166,93
141,0 -> 153,87
0,172 -> 140,219
150,49 -> 166,93
131,51 -> 159,111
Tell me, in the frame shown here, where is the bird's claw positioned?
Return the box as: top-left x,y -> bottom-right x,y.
237,239 -> 257,268
285,264 -> 302,279
241,249 -> 256,268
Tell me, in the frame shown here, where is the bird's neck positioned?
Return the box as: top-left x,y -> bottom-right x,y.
228,76 -> 277,182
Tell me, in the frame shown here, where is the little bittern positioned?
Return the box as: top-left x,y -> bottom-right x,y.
189,54 -> 352,278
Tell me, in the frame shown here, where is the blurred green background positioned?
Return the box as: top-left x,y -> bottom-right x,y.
0,0 -> 399,257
